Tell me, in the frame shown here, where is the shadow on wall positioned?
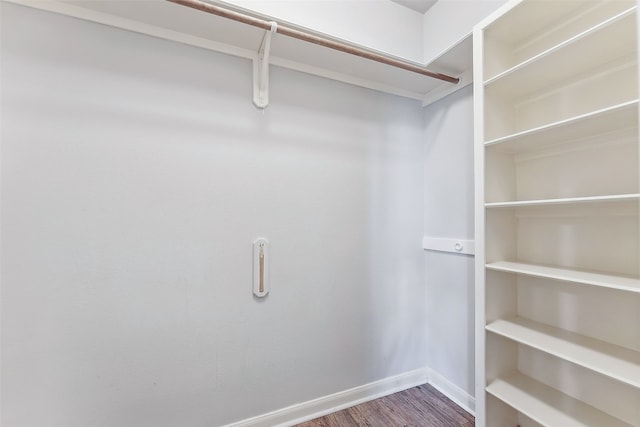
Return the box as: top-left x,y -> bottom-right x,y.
421,84 -> 476,399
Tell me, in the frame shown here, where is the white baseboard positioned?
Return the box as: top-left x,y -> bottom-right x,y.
426,368 -> 475,415
223,368 -> 429,427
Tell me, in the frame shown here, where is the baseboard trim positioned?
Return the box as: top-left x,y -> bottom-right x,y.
426,368 -> 475,415
223,368 -> 429,427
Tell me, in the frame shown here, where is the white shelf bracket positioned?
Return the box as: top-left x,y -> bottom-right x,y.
253,21 -> 277,109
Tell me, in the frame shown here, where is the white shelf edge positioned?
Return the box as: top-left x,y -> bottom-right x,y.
483,6 -> 638,86
486,317 -> 640,389
484,99 -> 639,147
485,261 -> 640,293
485,194 -> 640,208
486,373 -> 634,427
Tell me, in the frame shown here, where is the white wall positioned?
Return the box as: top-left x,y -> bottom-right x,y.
224,0 -> 425,62
422,86 -> 475,405
422,0 -> 507,63
0,4 -> 426,426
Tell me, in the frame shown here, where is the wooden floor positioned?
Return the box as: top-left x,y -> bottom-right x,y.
295,384 -> 474,427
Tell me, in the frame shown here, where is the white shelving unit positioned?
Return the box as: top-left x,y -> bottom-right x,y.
474,1 -> 640,426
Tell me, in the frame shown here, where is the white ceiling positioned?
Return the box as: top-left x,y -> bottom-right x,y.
390,0 -> 438,14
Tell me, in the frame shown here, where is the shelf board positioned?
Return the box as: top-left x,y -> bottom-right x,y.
9,0 -> 469,102
484,7 -> 638,99
484,195 -> 639,219
484,100 -> 639,151
485,194 -> 640,209
483,1 -> 597,52
486,372 -> 634,427
485,261 -> 640,293
486,317 -> 640,389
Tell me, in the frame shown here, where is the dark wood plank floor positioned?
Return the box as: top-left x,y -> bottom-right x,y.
295,384 -> 474,427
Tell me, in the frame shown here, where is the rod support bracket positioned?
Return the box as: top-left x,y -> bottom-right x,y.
253,21 -> 277,109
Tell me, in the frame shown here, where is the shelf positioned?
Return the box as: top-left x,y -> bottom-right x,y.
484,7 -> 637,98
484,100 -> 638,151
483,0 -> 637,80
485,261 -> 640,293
486,372 -> 633,427
486,317 -> 640,388
9,0 -> 470,103
484,195 -> 639,219
483,1 -> 593,48
478,1 -> 640,425
485,194 -> 640,209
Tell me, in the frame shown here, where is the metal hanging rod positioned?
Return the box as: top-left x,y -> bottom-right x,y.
166,0 -> 460,84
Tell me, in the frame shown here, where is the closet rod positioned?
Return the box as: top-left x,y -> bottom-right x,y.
166,0 -> 460,84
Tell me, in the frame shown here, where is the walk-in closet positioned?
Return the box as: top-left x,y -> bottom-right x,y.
1,0 -> 638,426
